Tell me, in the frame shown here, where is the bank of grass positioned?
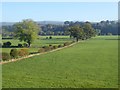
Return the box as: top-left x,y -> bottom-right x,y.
2,36 -> 118,88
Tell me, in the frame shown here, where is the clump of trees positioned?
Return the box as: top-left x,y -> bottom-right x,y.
67,23 -> 96,42
92,20 -> 118,35
67,25 -> 84,42
83,23 -> 96,39
64,20 -> 118,35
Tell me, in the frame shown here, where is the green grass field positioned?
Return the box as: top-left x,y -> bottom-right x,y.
2,36 -> 72,53
2,36 -> 118,88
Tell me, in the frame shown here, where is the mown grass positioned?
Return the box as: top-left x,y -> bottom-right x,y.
2,36 -> 118,88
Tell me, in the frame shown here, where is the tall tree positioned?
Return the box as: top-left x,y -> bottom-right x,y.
83,22 -> 96,39
13,19 -> 40,47
68,25 -> 84,42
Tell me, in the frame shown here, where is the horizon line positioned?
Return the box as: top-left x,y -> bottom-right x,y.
1,19 -> 118,23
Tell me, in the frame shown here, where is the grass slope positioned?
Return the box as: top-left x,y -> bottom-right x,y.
2,36 -> 118,88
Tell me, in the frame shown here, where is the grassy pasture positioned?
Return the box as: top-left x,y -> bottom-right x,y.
2,36 -> 71,53
2,36 -> 118,88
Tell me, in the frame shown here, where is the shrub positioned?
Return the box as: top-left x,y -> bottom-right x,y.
49,45 -> 54,50
49,36 -> 52,39
3,41 -> 11,47
42,46 -> 51,51
46,37 -> 48,39
72,41 -> 75,43
18,48 -> 29,57
82,38 -> 85,40
18,44 -> 22,47
38,48 -> 45,53
64,42 -> 71,46
53,45 -> 58,49
49,44 -> 52,47
58,44 -> 62,48
10,49 -> 18,59
2,52 -> 10,61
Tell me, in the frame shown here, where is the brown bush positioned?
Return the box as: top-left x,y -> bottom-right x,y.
64,42 -> 71,46
38,48 -> 45,53
18,48 -> 29,57
71,41 -> 75,43
42,46 -> 51,51
2,52 -> 10,61
49,45 -> 54,50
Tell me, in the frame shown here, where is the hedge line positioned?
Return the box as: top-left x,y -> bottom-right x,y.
38,41 -> 75,53
2,48 -> 29,61
1,41 -> 75,61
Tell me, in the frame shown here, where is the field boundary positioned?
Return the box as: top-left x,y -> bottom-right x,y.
0,41 -> 79,65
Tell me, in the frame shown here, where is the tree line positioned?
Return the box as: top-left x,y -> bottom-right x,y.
65,22 -> 96,42
1,20 -> 118,38
1,19 -> 118,47
1,19 -> 96,47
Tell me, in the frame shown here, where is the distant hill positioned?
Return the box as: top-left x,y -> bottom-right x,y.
0,21 -> 64,26
37,21 -> 64,25
0,22 -> 15,26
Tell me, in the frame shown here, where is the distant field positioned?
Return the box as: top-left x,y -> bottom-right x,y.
2,35 -> 71,53
2,36 -> 118,88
